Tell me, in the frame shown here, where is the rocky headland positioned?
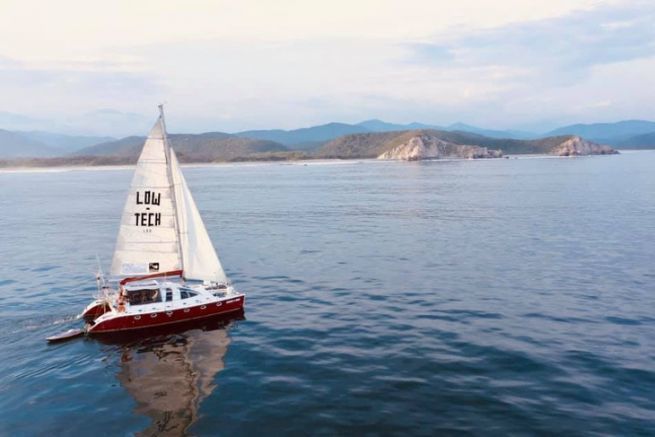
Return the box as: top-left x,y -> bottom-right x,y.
550,136 -> 618,156
377,135 -> 503,160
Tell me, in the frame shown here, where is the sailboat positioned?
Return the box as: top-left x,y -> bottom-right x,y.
78,105 -> 244,335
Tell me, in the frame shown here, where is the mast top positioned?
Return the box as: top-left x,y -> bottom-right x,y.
158,104 -> 169,144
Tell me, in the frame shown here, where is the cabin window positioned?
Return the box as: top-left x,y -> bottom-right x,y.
180,288 -> 198,299
165,289 -> 173,302
127,288 -> 160,305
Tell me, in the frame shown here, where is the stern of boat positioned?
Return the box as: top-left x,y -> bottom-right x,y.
81,299 -> 111,322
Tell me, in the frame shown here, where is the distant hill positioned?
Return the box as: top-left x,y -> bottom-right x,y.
236,122 -> 369,150
356,119 -> 440,132
0,129 -> 115,158
1,127 -> 618,168
617,132 -> 655,149
0,129 -> 59,158
317,131 -> 412,158
0,155 -> 135,168
74,132 -> 288,162
317,129 -> 612,158
236,119 -> 655,148
18,131 -> 114,154
6,117 -> 651,161
3,116 -> 641,165
233,120 -> 541,150
317,129 -> 509,158
447,123 -> 535,139
75,136 -> 147,157
545,120 -> 655,146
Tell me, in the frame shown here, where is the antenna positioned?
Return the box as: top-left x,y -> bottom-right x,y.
95,254 -> 104,279
158,102 -> 170,148
158,102 -> 168,130
95,254 -> 105,297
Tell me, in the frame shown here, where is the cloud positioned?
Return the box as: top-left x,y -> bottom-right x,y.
0,0 -> 601,59
0,0 -> 653,134
382,0 -> 655,129
0,55 -> 162,135
407,1 -> 655,82
0,56 -> 161,132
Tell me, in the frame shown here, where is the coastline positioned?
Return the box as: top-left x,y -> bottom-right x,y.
0,158 -> 365,174
0,151 -> 638,174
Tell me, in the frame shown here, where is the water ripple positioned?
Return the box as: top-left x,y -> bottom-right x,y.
1,153 -> 655,434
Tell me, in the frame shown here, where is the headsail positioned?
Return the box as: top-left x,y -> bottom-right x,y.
170,150 -> 227,283
110,107 -> 227,284
111,115 -> 181,276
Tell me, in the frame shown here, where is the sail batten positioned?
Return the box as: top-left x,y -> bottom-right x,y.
110,109 -> 227,283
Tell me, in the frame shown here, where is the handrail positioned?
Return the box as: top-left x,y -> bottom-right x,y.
119,269 -> 184,286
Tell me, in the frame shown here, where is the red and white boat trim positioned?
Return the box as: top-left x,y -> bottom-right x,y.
82,270 -> 244,334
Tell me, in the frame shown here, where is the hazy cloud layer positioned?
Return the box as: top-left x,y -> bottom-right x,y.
410,2 -> 655,77
0,0 -> 652,135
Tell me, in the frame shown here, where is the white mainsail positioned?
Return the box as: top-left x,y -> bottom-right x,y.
110,108 -> 227,283
111,116 -> 181,276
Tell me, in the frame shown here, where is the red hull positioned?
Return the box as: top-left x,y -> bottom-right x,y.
82,301 -> 111,321
87,295 -> 245,334
93,311 -> 244,345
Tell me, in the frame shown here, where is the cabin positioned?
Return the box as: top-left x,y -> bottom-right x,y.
123,280 -> 226,307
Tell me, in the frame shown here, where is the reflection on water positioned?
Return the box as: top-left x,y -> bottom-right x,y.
110,313 -> 243,436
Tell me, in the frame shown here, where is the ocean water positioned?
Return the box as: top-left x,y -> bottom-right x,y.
0,152 -> 654,435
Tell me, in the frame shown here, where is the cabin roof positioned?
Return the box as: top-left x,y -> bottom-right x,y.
124,280 -> 159,291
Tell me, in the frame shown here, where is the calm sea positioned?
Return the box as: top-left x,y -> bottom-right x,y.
1,152 -> 654,435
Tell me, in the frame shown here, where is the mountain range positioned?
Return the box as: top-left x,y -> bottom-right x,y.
1,119 -> 654,162
237,119 -> 655,147
75,133 -> 286,162
544,120 -> 655,147
233,120 -> 536,148
0,129 -> 113,158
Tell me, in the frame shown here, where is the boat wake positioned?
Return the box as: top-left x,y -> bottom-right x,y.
8,313 -> 81,335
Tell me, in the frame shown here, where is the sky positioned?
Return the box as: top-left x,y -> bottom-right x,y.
0,0 -> 654,136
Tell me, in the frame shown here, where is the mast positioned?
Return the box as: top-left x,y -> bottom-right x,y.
160,104 -> 185,277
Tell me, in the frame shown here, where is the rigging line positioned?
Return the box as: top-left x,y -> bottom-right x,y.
159,104 -> 185,274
